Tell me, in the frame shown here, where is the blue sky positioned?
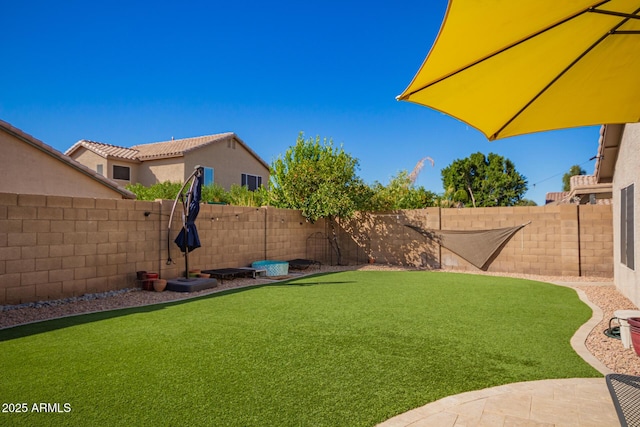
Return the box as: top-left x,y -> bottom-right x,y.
2,1 -> 601,205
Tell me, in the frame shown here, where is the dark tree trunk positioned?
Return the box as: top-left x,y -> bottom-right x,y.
328,216 -> 343,265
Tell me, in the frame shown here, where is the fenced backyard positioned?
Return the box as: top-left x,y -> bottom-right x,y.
0,192 -> 613,305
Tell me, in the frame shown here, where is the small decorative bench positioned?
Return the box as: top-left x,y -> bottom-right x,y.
201,268 -> 257,283
236,267 -> 267,279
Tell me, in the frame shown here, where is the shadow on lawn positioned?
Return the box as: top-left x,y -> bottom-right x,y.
0,272 -> 355,342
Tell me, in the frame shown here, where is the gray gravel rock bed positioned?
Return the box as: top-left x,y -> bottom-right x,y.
0,288 -> 138,312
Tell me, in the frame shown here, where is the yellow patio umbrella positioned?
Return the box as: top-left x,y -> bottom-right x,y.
397,0 -> 640,140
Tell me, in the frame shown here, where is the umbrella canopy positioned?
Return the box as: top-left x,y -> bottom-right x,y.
175,168 -> 203,253
397,0 -> 640,140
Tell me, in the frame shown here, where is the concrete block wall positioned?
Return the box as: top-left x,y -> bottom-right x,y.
0,194 -> 328,304
0,192 -> 613,305
0,193 -> 160,305
577,204 -> 614,278
338,209 -> 440,268
338,204 -> 613,278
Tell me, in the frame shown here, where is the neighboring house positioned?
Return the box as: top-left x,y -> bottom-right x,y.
65,133 -> 270,190
565,174 -> 613,205
601,123 -> 639,307
0,119 -> 135,199
545,175 -> 613,205
545,146 -> 613,206
545,191 -> 570,205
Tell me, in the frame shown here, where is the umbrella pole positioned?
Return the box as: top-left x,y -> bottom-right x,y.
166,167 -> 201,266
181,172 -> 199,281
184,245 -> 190,280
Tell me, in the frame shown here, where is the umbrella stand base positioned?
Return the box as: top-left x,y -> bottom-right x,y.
166,277 -> 217,293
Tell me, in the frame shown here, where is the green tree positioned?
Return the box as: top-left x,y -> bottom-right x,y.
441,152 -> 527,207
126,181 -> 182,201
365,171 -> 438,210
127,181 -> 267,207
227,184 -> 268,207
562,165 -> 587,192
202,183 -> 229,204
439,185 -> 469,208
269,133 -> 362,264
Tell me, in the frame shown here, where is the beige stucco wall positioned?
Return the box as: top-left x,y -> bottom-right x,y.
136,157 -> 184,186
72,147 -> 104,175
0,131 -> 126,199
185,137 -> 269,190
613,123 -> 640,307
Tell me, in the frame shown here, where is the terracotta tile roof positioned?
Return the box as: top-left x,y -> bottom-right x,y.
546,172 -> 613,205
545,192 -> 569,204
545,192 -> 612,205
66,132 -> 269,169
65,140 -> 140,161
570,174 -> 596,187
132,133 -> 235,160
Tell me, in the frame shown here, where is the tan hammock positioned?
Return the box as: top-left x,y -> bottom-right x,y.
405,223 -> 529,269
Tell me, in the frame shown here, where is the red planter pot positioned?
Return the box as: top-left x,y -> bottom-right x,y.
141,272 -> 158,291
628,317 -> 640,356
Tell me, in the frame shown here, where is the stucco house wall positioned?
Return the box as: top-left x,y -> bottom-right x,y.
71,147 -> 104,175
613,123 -> 640,306
183,137 -> 269,190
0,121 -> 133,200
136,157 -> 185,187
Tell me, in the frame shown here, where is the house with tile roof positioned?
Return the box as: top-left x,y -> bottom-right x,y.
0,119 -> 135,199
545,175 -> 612,206
545,133 -> 613,206
65,133 -> 270,191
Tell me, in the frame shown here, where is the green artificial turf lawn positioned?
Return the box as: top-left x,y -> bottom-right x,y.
0,271 -> 600,426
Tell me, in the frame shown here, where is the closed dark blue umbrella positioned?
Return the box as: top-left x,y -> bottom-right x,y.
175,168 -> 203,253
